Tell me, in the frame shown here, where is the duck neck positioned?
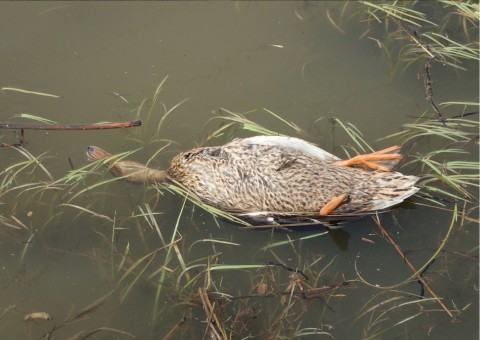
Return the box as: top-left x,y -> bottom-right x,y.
145,168 -> 168,183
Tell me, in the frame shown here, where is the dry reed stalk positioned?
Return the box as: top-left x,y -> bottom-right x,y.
372,215 -> 453,317
198,288 -> 227,340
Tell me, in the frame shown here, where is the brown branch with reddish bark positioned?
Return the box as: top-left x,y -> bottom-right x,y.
0,120 -> 142,147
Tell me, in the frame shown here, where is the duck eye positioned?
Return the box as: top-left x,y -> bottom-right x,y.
207,148 -> 221,157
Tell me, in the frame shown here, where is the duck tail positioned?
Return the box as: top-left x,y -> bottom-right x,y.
367,173 -> 420,211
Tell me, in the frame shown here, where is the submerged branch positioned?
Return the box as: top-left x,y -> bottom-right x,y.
0,120 -> 142,148
0,120 -> 142,130
372,215 -> 454,318
396,19 -> 447,123
424,57 -> 446,123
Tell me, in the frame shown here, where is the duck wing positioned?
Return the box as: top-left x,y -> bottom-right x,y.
242,136 -> 340,161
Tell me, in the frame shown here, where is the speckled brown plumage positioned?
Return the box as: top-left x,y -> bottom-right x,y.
167,138 -> 419,214
88,136 -> 419,217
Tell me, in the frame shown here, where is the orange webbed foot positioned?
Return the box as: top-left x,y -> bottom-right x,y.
333,146 -> 402,172
319,193 -> 350,216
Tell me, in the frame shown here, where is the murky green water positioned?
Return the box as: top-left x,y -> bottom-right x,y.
1,2 -> 478,339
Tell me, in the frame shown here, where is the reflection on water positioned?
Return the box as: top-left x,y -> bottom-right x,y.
0,1 -> 478,339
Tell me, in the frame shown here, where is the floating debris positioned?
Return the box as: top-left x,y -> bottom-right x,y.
1,87 -> 61,98
23,312 -> 53,322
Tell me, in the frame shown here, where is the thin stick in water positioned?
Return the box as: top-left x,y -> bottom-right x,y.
0,120 -> 142,130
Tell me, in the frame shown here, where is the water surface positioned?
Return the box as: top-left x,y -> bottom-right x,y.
0,2 -> 478,339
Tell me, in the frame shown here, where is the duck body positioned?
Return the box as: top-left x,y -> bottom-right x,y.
167,136 -> 419,216
88,136 -> 419,225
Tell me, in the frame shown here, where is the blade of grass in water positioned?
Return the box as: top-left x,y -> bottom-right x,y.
138,203 -> 166,244
13,147 -> 54,181
152,196 -> 187,322
60,204 -> 114,222
189,239 -> 241,249
156,98 -> 189,135
10,113 -> 58,124
110,212 -> 117,281
262,231 -> 329,251
1,87 -> 61,99
208,109 -> 281,137
0,149 -> 53,194
120,252 -> 156,303
333,118 -> 374,153
440,101 -> 480,107
145,76 -> 169,129
146,143 -> 171,167
19,233 -> 35,267
208,264 -> 267,271
163,180 -> 251,226
117,242 -> 130,275
208,107 -> 309,139
363,1 -> 437,27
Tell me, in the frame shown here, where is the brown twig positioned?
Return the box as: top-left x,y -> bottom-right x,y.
0,120 -> 142,130
41,289 -> 116,339
424,57 -> 446,124
163,316 -> 188,340
396,20 -> 446,124
0,120 -> 141,148
371,215 -> 453,317
208,281 -> 353,301
264,261 -> 309,281
198,288 -> 227,340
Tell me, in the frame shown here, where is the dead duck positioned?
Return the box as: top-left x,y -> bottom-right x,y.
87,136 -> 419,225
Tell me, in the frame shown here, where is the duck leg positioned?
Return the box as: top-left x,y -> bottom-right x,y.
333,146 -> 402,172
319,193 -> 350,215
